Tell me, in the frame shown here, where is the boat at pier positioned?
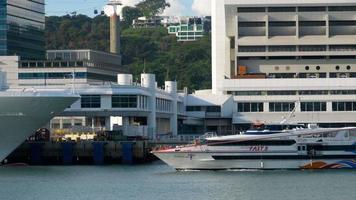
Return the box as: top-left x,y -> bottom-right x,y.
153,124 -> 356,170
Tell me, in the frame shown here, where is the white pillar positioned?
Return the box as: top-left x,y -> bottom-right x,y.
212,0 -> 226,95
141,74 -> 156,139
165,81 -> 178,136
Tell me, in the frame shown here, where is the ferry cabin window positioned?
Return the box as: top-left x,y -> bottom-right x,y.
81,95 -> 101,108
237,102 -> 263,112
301,102 -> 327,112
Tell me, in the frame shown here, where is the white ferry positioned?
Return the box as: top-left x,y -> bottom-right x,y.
153,124 -> 356,170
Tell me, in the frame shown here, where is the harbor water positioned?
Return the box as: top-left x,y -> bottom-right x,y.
0,161 -> 355,200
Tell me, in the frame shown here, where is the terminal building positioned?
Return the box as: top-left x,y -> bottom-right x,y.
2,0 -> 356,140
207,0 -> 356,131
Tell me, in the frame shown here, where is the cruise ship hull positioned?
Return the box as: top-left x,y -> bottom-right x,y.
0,95 -> 78,162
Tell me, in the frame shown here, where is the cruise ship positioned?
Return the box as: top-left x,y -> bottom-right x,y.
0,73 -> 79,162
153,125 -> 356,170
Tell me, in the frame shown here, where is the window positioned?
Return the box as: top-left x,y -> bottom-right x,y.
269,21 -> 296,27
186,106 -> 202,111
329,21 -> 356,26
268,7 -> 296,12
81,95 -> 100,108
332,102 -> 356,111
267,91 -> 297,95
112,95 -> 137,108
299,90 -> 328,95
330,90 -> 356,95
238,46 -> 266,52
301,102 -> 327,112
237,102 -> 264,112
229,91 -> 263,96
237,7 -> 265,13
206,106 -> 221,112
269,102 -> 295,112
156,98 -> 172,112
329,6 -> 356,12
299,21 -> 326,26
298,7 -> 326,12
238,22 -> 265,27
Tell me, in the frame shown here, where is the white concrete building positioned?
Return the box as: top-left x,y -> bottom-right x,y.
26,73 -> 185,140
201,0 -> 356,130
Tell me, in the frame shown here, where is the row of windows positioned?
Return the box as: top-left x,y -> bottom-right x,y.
237,102 -> 329,113
332,102 -> 356,112
238,45 -> 356,52
81,95 -> 100,108
80,95 -> 176,111
239,102 -> 356,112
186,106 -> 221,112
237,6 -> 356,13
269,102 -> 295,112
300,102 -> 327,112
228,90 -> 356,96
18,72 -> 87,79
237,103 -> 264,112
156,98 -> 172,112
112,95 -> 137,108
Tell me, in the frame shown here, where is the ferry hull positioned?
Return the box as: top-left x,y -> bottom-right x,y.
154,152 -> 356,170
0,95 -> 78,162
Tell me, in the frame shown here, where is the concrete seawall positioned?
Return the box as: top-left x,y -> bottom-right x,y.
5,140 -> 156,165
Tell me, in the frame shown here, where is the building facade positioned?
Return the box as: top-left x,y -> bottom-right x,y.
0,0 -> 45,59
17,49 -> 126,85
168,17 -> 205,42
208,0 -> 356,129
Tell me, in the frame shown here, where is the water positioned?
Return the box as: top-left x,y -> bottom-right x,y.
0,161 -> 355,200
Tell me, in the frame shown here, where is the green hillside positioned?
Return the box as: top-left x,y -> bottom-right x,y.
45,14 -> 212,90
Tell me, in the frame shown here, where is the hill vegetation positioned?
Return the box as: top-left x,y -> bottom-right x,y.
45,13 -> 212,90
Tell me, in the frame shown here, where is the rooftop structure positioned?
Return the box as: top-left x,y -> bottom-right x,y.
0,0 -> 45,59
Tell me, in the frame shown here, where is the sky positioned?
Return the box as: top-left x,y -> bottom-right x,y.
46,0 -> 211,17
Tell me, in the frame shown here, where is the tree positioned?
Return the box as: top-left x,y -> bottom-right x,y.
136,0 -> 170,17
121,6 -> 143,27
45,15 -> 212,91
